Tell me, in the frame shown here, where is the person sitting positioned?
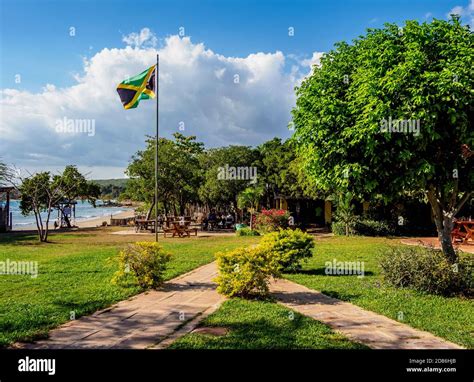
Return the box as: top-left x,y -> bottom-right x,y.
225,212 -> 235,229
207,210 -> 217,230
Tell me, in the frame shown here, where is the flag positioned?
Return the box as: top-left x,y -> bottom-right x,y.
116,65 -> 156,109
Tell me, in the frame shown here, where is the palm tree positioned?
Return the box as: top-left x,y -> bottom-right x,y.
237,186 -> 264,230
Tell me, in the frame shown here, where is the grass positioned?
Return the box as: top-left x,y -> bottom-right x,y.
283,235 -> 474,348
170,298 -> 367,349
0,228 -> 260,347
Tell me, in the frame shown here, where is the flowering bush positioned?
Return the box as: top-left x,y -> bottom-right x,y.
254,209 -> 290,233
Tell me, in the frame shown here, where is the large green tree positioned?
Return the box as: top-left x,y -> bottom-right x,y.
125,133 -> 204,217
198,146 -> 259,210
256,138 -> 312,205
292,17 -> 473,262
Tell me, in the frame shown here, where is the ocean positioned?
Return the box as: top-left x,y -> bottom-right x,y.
8,200 -> 133,228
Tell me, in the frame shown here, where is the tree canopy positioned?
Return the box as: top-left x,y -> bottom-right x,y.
292,17 -> 473,261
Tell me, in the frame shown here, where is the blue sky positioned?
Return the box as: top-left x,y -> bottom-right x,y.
0,0 -> 472,178
1,0 -> 464,91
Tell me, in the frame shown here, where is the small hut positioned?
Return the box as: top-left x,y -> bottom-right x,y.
0,186 -> 14,233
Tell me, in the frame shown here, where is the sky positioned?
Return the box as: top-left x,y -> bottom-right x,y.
0,0 -> 472,179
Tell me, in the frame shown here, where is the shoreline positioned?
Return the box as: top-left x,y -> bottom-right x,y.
13,209 -> 135,231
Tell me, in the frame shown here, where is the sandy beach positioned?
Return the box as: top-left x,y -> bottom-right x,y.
14,209 -> 135,231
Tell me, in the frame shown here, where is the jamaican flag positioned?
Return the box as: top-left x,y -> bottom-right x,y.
116,65 -> 156,109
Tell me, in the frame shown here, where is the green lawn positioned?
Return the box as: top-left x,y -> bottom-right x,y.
1,230 -> 472,349
0,229 -> 260,347
283,236 -> 474,348
170,298 -> 367,349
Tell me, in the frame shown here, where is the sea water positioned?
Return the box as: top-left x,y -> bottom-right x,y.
7,200 -> 132,228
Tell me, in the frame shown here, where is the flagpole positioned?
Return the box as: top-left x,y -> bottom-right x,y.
155,54 -> 159,242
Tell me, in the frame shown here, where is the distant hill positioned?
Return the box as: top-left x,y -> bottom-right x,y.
91,178 -> 129,188
91,178 -> 129,199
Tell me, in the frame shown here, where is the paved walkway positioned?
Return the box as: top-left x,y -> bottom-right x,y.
15,262 -> 463,349
15,263 -> 224,349
270,278 -> 463,349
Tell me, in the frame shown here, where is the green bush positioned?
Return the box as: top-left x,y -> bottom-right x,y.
112,241 -> 172,289
260,228 -> 315,272
214,245 -> 280,298
331,221 -> 354,236
354,219 -> 394,236
332,219 -> 394,236
380,246 -> 473,297
236,227 -> 260,236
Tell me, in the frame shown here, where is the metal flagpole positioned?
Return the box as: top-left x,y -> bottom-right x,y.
155,54 -> 159,242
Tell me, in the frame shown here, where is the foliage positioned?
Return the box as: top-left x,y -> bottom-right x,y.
333,192 -> 358,236
254,208 -> 290,233
214,245 -> 280,297
354,219 -> 394,236
198,145 -> 259,209
237,186 -> 264,229
91,178 -> 128,200
260,228 -> 315,272
112,242 -> 172,289
380,246 -> 473,297
255,138 -> 310,201
124,133 -> 204,217
332,218 -> 394,236
236,227 -> 260,236
292,17 -> 473,262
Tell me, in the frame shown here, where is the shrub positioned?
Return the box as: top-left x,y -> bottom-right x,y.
236,227 -> 260,236
332,219 -> 394,236
112,241 -> 172,289
380,246 -> 473,297
354,219 -> 394,236
254,209 -> 290,233
214,245 -> 280,298
331,221 -> 355,236
260,228 -> 315,272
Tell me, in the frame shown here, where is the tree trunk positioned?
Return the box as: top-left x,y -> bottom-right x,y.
427,188 -> 458,264
146,200 -> 155,220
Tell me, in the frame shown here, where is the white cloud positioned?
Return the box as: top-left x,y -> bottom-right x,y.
122,27 -> 158,48
1,32 -> 318,178
447,0 -> 474,27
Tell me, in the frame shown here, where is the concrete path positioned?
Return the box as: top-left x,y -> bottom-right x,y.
270,278 -> 463,349
15,261 -> 464,349
15,263 -> 224,349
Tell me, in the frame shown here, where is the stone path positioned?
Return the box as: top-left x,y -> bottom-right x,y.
15,262 -> 463,349
270,278 -> 463,349
15,263 -> 224,349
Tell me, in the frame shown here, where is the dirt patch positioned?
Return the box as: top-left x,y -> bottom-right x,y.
192,327 -> 229,336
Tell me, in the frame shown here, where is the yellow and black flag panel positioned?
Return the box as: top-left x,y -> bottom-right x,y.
117,65 -> 156,109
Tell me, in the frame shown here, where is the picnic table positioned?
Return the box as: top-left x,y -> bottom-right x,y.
135,219 -> 156,233
451,220 -> 474,244
163,221 -> 198,238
